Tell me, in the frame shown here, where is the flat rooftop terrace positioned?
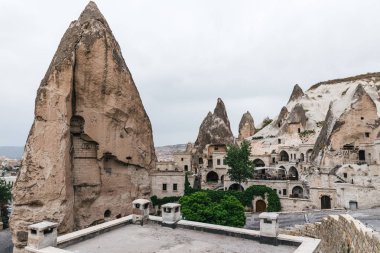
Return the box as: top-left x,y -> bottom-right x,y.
64,223 -> 297,253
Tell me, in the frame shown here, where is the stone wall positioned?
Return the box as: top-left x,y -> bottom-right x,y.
281,214 -> 380,253
280,197 -> 314,211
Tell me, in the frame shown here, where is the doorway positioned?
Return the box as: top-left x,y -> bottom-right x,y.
321,195 -> 331,209
256,200 -> 267,212
359,150 -> 365,161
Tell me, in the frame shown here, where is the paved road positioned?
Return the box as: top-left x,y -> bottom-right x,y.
0,229 -> 13,253
245,207 -> 380,232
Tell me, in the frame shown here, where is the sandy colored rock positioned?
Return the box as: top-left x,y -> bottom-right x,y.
312,84 -> 380,166
238,111 -> 255,140
287,84 -> 304,103
194,98 -> 234,154
10,2 -> 155,251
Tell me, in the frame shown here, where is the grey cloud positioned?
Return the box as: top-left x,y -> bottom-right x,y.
1,0 -> 380,146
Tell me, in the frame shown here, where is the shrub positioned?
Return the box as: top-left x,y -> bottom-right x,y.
179,191 -> 245,227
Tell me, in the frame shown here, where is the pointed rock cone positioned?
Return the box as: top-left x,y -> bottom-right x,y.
288,84 -> 304,103
194,98 -> 234,154
10,2 -> 156,250
238,111 -> 256,140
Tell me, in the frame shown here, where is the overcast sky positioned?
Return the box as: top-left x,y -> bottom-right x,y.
1,0 -> 380,147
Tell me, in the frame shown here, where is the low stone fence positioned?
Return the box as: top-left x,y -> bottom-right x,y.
280,197 -> 314,212
280,214 -> 380,253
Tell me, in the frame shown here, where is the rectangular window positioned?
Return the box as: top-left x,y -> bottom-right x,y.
278,139 -> 281,144
264,218 -> 272,224
217,159 -> 221,165
173,183 -> 178,191
365,132 -> 370,138
181,158 -> 184,161
343,173 -> 347,178
223,159 -> 226,165
283,189 -> 287,196
162,184 -> 167,191
215,147 -> 219,150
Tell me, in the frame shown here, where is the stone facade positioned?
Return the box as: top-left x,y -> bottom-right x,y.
281,214 -> 380,253
151,145 -> 195,198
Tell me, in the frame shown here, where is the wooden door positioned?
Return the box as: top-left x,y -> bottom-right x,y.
256,200 -> 267,212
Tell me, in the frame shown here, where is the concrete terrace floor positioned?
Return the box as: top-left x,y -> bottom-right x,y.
64,223 -> 296,253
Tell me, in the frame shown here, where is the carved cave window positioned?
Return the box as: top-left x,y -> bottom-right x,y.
104,210 -> 111,218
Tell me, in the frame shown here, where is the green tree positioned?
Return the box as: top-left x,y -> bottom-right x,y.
184,173 -> 192,195
179,191 -> 245,227
256,117 -> 273,133
0,178 -> 12,208
0,179 -> 12,228
261,117 -> 273,128
225,140 -> 254,189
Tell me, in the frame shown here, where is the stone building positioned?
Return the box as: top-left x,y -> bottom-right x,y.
150,143 -> 194,198
227,73 -> 380,212
186,73 -> 380,213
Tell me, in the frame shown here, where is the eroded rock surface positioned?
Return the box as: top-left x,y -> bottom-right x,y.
10,2 -> 155,250
238,111 -> 255,140
288,84 -> 304,103
194,98 -> 234,153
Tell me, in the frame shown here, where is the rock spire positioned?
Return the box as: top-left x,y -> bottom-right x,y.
10,2 -> 156,250
238,111 -> 256,140
194,98 -> 234,153
288,84 -> 304,103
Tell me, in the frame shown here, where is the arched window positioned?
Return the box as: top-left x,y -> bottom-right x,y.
306,149 -> 313,163
279,150 -> 289,161
104,209 -> 111,218
292,186 -> 303,198
206,171 -> 219,182
288,167 -> 299,180
253,159 -> 265,167
228,183 -> 244,191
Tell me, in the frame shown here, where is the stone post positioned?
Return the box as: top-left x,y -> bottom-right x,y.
24,221 -> 58,252
161,203 -> 181,228
259,212 -> 279,246
132,199 -> 151,225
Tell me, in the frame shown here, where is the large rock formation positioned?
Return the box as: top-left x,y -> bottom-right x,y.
274,106 -> 289,128
312,84 -> 380,166
238,111 -> 255,140
287,84 -> 304,103
10,2 -> 156,251
194,98 -> 234,153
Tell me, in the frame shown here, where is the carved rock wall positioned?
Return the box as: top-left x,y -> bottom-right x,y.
10,2 -> 155,250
